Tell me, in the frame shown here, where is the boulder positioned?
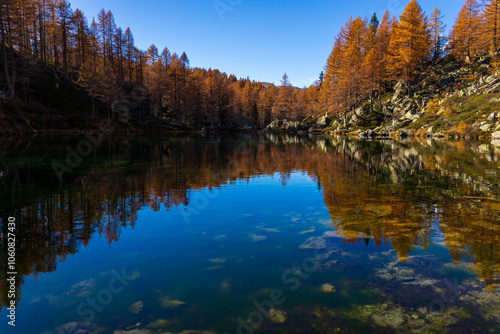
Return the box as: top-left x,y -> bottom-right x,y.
439,74 -> 455,87
316,114 -> 331,127
480,124 -> 493,132
485,82 -> 500,94
487,112 -> 497,122
266,119 -> 281,131
492,131 -> 500,139
366,129 -> 375,137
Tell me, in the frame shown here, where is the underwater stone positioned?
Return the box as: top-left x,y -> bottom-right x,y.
269,308 -> 287,323
128,301 -> 144,314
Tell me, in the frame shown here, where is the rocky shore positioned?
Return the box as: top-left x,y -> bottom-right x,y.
264,56 -> 500,146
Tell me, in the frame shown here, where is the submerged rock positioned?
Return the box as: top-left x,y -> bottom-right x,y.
249,233 -> 267,242
128,301 -> 144,314
113,330 -> 153,334
146,319 -> 171,329
320,283 -> 337,293
54,321 -> 104,334
159,296 -> 187,308
65,279 -> 96,296
299,237 -> 326,249
269,308 -> 287,323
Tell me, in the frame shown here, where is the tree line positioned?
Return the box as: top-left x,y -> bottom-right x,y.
320,0 -> 500,123
0,0 -> 322,128
1,0 -> 500,128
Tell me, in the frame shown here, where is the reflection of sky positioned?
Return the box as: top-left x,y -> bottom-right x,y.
2,173 -> 330,333
3,167 -> 497,333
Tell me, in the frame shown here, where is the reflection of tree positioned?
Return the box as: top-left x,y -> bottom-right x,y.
323,137 -> 500,290
0,135 -> 499,309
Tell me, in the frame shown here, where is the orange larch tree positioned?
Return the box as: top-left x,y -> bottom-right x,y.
482,0 -> 500,52
387,0 -> 430,93
449,0 -> 482,61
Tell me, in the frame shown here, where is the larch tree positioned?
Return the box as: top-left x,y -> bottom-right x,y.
449,0 -> 481,61
274,73 -> 293,119
483,0 -> 500,52
375,11 -> 392,103
429,8 -> 446,60
0,0 -> 15,100
122,27 -> 134,81
388,0 -> 430,94
71,9 -> 89,70
56,0 -> 72,73
340,17 -> 368,113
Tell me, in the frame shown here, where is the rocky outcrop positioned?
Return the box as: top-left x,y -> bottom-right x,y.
265,114 -> 332,132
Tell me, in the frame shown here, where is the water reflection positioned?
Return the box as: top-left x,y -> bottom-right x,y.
0,134 -> 499,330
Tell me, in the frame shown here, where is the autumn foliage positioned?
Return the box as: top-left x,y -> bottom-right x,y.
2,0 -> 500,128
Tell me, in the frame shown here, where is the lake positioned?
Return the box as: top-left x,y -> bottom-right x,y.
0,134 -> 499,334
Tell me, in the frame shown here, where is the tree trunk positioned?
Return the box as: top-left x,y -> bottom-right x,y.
1,38 -> 15,101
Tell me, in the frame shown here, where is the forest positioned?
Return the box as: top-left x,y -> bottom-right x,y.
0,0 -> 499,130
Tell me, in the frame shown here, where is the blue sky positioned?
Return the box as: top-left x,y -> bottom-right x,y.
69,0 -> 463,87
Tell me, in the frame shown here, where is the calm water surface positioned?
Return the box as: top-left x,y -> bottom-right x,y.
0,134 -> 499,334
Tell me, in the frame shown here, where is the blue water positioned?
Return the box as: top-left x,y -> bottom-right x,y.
0,135 -> 498,334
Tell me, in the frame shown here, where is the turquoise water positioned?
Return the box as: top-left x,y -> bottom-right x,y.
0,135 -> 499,333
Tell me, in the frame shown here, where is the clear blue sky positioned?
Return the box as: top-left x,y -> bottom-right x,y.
69,0 -> 462,88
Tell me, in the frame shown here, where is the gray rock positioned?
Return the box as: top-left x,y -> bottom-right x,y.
487,112 -> 497,122
492,131 -> 500,139
266,119 -> 281,131
486,82 -> 500,94
316,114 -> 331,127
366,129 -> 375,137
480,124 -> 493,132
